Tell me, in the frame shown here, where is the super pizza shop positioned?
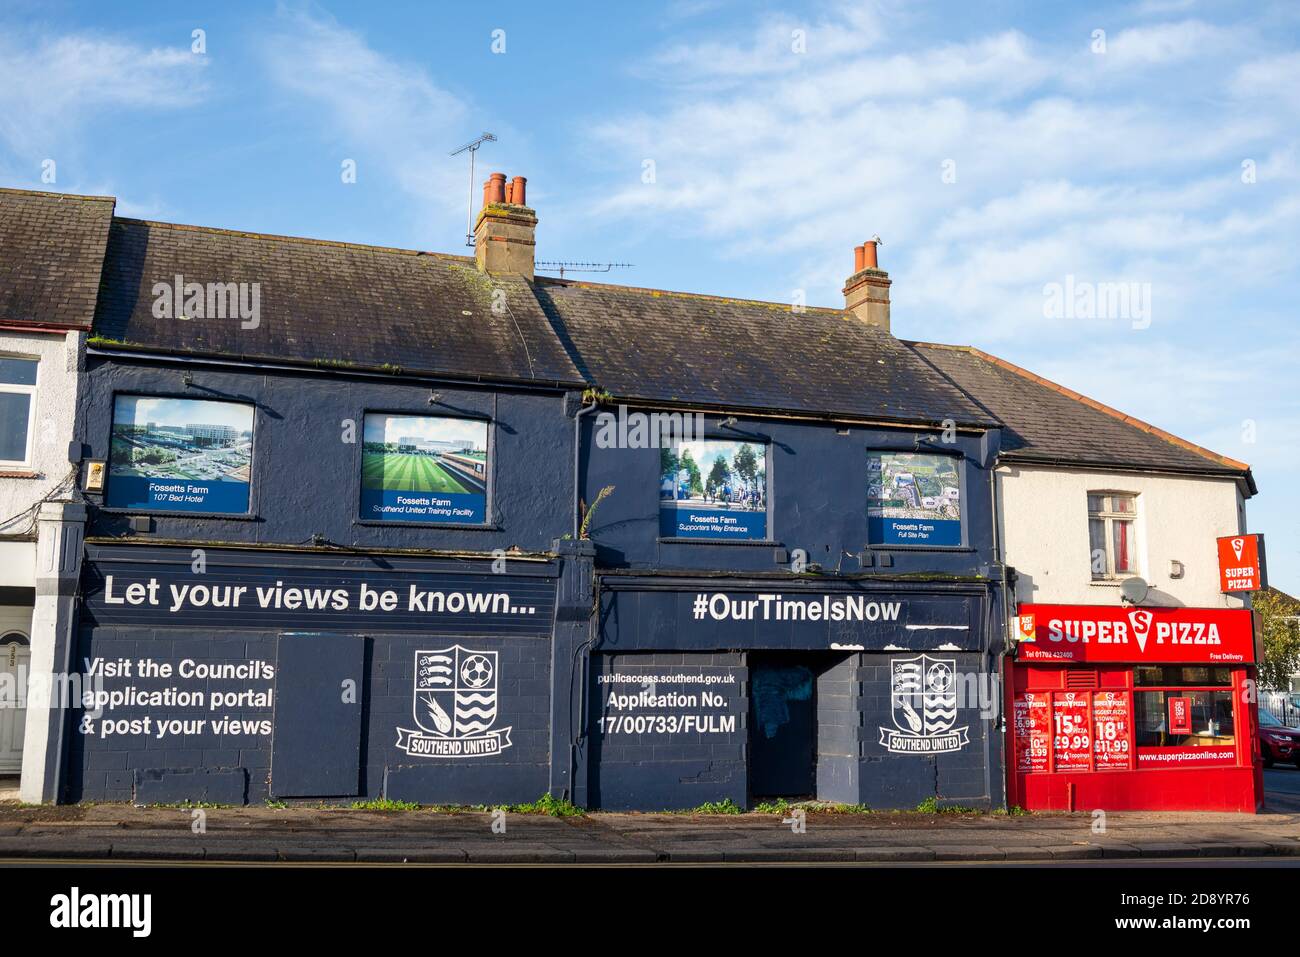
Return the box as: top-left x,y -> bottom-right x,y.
63,542 -> 571,806
1005,603 -> 1263,813
581,577 -> 1004,812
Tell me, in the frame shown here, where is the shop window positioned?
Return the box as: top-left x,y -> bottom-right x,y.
1134,665 -> 1231,688
659,439 -> 768,540
1088,492 -> 1137,579
360,413 -> 489,524
1135,689 -> 1235,750
867,451 -> 962,547
106,395 -> 254,514
0,356 -> 38,466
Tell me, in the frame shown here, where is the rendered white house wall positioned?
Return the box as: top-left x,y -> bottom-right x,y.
0,328 -> 85,798
997,465 -> 1247,610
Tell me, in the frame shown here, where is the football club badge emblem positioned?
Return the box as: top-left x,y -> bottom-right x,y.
878,654 -> 970,754
396,646 -> 512,758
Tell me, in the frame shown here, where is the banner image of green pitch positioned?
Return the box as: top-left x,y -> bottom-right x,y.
361,414 -> 488,523
659,439 -> 767,540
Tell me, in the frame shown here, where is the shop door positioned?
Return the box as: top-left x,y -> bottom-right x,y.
0,639 -> 29,773
749,655 -> 815,797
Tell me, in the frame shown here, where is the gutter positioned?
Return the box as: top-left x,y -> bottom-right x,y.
85,344 -> 584,396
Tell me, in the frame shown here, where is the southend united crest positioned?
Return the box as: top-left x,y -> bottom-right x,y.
396,646 -> 512,758
878,654 -> 969,754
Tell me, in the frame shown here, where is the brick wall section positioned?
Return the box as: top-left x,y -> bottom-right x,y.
815,654 -> 861,804
589,653 -> 747,811
68,627 -> 277,803
858,652 -> 994,809
69,627 -> 553,806
375,635 -> 551,805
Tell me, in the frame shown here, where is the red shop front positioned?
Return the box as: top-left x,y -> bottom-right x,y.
1005,604 -> 1263,813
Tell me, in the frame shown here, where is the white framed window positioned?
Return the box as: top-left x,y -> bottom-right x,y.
0,356 -> 38,467
1088,491 -> 1138,579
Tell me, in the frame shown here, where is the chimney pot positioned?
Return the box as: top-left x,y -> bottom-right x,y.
843,234 -> 890,333
475,172 -> 538,280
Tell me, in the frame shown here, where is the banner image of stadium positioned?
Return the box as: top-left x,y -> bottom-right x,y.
659,439 -> 767,540
867,452 -> 962,546
361,414 -> 488,524
106,396 -> 254,514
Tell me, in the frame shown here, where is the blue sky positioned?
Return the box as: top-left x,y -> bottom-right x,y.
2,0 -> 1297,589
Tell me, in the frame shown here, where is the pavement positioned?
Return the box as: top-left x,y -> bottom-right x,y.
0,800 -> 1298,864
0,770 -> 1295,865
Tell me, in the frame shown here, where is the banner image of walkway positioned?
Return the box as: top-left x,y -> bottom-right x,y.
868,452 -> 961,546
106,396 -> 254,513
659,440 -> 767,540
361,414 -> 488,524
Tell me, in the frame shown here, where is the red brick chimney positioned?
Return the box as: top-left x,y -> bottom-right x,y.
474,172 -> 537,279
843,237 -> 891,332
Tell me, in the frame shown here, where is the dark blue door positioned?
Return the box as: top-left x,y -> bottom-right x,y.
749,658 -> 815,797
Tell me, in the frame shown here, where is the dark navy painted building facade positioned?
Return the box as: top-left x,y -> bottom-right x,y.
36,189 -> 1013,812
65,352 -> 591,806
577,410 -> 1009,810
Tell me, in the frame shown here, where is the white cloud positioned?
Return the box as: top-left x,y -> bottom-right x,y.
259,8 -> 482,235
0,30 -> 206,154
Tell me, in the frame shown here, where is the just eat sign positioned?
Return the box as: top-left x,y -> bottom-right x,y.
1217,534 -> 1267,593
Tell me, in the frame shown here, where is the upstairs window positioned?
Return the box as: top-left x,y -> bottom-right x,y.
0,356 -> 38,466
1088,492 -> 1137,579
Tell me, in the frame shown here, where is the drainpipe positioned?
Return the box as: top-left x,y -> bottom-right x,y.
572,398 -> 598,539
988,445 -> 1014,808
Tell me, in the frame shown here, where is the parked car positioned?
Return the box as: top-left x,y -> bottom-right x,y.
1259,709 -> 1300,768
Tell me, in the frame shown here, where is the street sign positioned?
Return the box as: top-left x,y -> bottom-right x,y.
1216,534 -> 1267,593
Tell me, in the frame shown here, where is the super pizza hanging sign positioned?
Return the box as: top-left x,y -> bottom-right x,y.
1015,604 -> 1256,665
1217,534 -> 1267,593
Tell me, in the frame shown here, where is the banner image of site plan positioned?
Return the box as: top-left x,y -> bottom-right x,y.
106,396 -> 254,514
867,451 -> 962,546
361,414 -> 488,524
659,439 -> 767,540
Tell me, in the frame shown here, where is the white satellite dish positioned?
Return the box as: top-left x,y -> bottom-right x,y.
1120,576 -> 1149,604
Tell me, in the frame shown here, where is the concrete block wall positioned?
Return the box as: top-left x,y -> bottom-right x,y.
374,634 -> 551,805
588,652 -> 747,811
858,651 -> 995,809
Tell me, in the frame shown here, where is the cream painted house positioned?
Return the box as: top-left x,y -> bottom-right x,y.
0,188 -> 114,799
908,343 -> 1254,612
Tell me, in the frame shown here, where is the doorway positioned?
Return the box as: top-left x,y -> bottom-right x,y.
0,633 -> 30,774
749,653 -> 817,798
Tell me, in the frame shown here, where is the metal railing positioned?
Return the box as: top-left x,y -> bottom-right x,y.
1260,691 -> 1300,727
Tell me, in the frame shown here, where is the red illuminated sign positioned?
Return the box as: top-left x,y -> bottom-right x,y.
1017,604 -> 1256,664
1168,696 -> 1193,735
1217,534 -> 1267,593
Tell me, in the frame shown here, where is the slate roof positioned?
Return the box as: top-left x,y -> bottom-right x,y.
6,185 -> 1245,482
534,278 -> 996,427
908,341 -> 1253,487
0,187 -> 116,330
92,218 -> 585,387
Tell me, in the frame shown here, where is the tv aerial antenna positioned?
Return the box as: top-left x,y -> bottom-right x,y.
451,132 -> 497,247
535,261 -> 634,280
